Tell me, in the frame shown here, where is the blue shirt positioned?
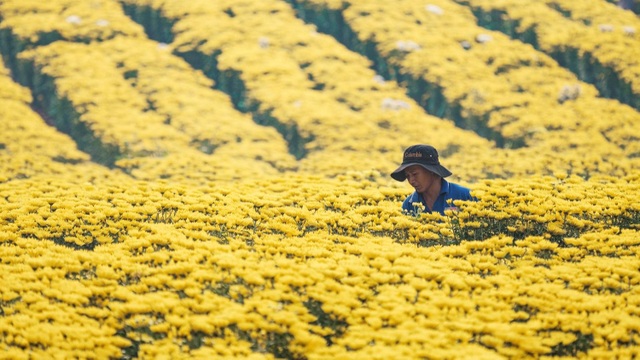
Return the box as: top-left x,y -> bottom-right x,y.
402,178 -> 472,215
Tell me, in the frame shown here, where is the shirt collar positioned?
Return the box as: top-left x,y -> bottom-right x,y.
411,178 -> 450,201
440,178 -> 450,195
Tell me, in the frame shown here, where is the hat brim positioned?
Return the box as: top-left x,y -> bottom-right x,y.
391,162 -> 452,181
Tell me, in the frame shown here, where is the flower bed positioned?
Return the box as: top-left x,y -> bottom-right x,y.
1,173 -> 639,358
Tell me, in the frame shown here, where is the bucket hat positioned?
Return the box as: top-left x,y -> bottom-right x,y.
391,144 -> 452,181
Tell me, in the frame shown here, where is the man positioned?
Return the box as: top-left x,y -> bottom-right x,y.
391,144 -> 473,215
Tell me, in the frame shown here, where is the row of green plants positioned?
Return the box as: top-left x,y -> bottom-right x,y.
0,56 -> 123,183
288,0 -> 640,159
2,0 -> 639,183
119,0 -> 498,177
0,0 -> 496,182
0,1 -> 304,185
456,0 -> 640,111
119,0 -> 640,181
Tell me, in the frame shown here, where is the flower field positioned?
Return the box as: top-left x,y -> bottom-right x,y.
1,0 -> 639,359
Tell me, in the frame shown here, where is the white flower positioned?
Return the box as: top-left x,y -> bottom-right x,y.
381,98 -> 410,111
557,84 -> 581,103
258,36 -> 270,49
425,4 -> 444,15
66,15 -> 82,25
598,24 -> 614,33
623,26 -> 636,36
396,40 -> 421,52
475,33 -> 493,43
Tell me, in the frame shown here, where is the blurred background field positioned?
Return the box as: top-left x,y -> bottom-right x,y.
0,0 -> 639,359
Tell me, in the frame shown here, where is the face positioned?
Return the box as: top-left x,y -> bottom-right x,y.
404,165 -> 439,194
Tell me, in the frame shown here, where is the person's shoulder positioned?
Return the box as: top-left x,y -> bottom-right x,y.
402,192 -> 420,205
448,181 -> 472,199
402,192 -> 421,212
449,181 -> 470,191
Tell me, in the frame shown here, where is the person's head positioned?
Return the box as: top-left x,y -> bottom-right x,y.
390,144 -> 452,182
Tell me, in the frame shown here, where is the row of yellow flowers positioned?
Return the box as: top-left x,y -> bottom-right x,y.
120,0 -> 529,181
457,0 -> 640,110
0,56 -> 122,183
544,0 -> 640,32
0,0 -> 496,183
295,0 -> 640,160
120,0 -> 640,180
451,172 -> 640,242
1,173 -> 639,358
20,40 -> 192,163
0,0 -> 304,184
2,0 -> 639,183
0,0 -> 141,44
94,37 -> 297,174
